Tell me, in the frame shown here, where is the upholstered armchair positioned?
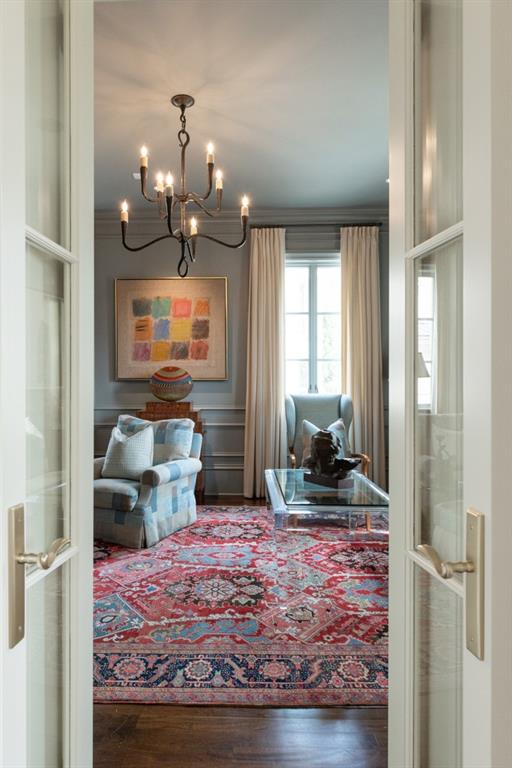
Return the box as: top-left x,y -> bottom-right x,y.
94,430 -> 202,549
285,393 -> 370,475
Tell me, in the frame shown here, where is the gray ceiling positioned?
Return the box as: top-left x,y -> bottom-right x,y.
94,0 -> 388,213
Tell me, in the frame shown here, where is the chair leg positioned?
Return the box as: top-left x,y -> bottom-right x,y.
365,512 -> 371,532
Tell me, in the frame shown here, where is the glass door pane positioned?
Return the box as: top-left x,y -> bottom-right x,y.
414,0 -> 462,242
27,564 -> 69,768
25,0 -> 69,247
414,239 -> 463,566
414,567 -> 463,768
25,242 -> 70,556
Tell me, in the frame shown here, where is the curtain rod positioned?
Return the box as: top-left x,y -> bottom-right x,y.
251,222 -> 383,229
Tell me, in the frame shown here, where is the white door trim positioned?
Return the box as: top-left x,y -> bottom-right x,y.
388,0 -> 415,763
0,0 -> 27,764
68,1 -> 94,765
25,226 -> 79,265
462,1 -> 512,765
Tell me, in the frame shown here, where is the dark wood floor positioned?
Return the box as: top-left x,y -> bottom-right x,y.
94,705 -> 388,768
94,496 -> 388,768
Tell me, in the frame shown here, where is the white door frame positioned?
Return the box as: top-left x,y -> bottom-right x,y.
388,1 -> 512,766
0,1 -> 94,765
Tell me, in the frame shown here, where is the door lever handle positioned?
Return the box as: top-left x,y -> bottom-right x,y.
16,537 -> 71,570
416,543 -> 475,580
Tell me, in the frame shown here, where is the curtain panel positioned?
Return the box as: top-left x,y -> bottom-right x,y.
341,226 -> 386,488
243,228 -> 287,498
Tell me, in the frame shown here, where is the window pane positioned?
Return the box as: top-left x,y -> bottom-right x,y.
317,314 -> 340,360
418,275 -> 434,318
285,267 -> 309,312
285,314 -> 309,360
286,361 -> 309,394
418,319 -> 434,362
317,266 -> 341,312
417,376 -> 433,409
317,361 -> 341,394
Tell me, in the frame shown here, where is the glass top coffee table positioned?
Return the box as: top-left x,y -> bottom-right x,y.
265,468 -> 389,531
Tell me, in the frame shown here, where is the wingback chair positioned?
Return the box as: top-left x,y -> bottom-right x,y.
94,428 -> 203,549
285,393 -> 370,475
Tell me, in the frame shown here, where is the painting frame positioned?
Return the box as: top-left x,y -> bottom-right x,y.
115,277 -> 228,381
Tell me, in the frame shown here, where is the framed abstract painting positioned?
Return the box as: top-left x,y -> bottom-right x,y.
115,277 -> 228,380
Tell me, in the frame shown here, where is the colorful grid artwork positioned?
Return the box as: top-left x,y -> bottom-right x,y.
116,278 -> 227,380
131,298 -> 209,363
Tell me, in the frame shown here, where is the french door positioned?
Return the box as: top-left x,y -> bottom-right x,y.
0,1 -> 94,766
388,1 -> 512,766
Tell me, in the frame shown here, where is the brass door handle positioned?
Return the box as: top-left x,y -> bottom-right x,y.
417,543 -> 475,579
16,537 -> 71,570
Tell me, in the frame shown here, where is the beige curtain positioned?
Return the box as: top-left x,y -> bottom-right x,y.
341,226 -> 386,488
244,228 -> 287,498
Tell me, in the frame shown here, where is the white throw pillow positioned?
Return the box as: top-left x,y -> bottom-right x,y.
101,426 -> 154,480
117,415 -> 194,464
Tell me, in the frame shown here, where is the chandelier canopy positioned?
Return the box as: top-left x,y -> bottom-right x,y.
119,94 -> 250,277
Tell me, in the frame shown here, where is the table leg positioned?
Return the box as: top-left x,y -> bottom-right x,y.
365,512 -> 371,532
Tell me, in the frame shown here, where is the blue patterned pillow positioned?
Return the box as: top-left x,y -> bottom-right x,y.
101,426 -> 154,480
117,414 -> 194,464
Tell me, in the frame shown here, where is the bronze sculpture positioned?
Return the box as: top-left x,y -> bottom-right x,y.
303,429 -> 360,485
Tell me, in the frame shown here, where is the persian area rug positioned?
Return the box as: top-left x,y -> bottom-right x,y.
93,505 -> 388,705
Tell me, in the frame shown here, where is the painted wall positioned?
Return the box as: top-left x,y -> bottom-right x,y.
94,208 -> 389,494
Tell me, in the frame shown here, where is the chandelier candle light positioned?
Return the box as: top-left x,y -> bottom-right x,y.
119,94 -> 250,277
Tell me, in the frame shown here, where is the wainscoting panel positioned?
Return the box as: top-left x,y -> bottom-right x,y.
94,404 -> 246,496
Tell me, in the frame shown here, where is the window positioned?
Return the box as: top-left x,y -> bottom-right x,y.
416,269 -> 435,409
285,256 -> 341,394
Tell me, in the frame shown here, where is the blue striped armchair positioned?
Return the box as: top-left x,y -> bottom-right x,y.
94,428 -> 202,549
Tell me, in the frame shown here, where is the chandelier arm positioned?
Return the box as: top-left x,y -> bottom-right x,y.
121,222 -> 176,252
189,192 -> 215,218
140,166 -> 160,203
177,238 -> 189,278
186,238 -> 196,263
195,162 -> 214,201
195,217 -> 248,249
165,194 -> 174,235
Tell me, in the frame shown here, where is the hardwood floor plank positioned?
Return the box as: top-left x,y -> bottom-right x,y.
94,705 -> 388,768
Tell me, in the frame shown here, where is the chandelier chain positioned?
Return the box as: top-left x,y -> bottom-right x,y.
177,106 -> 189,149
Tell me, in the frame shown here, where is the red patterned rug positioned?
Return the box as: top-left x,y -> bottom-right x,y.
93,505 -> 388,705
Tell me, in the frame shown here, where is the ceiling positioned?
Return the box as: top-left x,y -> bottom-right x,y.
94,0 -> 388,213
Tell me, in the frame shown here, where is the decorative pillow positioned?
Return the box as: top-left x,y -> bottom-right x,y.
101,426 -> 154,480
117,414 -> 194,464
301,418 -> 349,466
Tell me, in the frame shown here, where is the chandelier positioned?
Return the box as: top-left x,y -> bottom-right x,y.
119,94 -> 250,278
